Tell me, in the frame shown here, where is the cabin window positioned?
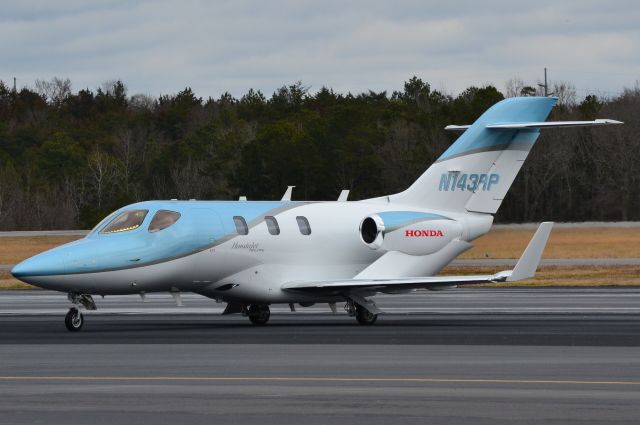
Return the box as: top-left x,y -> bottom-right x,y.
148,210 -> 181,233
233,216 -> 249,235
265,216 -> 280,235
100,209 -> 148,234
296,216 -> 311,235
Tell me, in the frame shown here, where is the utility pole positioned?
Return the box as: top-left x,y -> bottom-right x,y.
13,77 -> 16,93
537,68 -> 553,97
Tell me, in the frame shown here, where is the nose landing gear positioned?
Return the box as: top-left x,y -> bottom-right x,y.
65,307 -> 84,331
64,293 -> 96,332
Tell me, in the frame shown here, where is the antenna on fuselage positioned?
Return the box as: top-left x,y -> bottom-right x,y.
238,196 -> 247,201
170,288 -> 183,307
337,190 -> 350,202
281,186 -> 295,201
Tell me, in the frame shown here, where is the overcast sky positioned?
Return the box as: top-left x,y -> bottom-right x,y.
2,0 -> 639,99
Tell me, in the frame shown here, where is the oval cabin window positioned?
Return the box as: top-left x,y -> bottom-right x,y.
265,216 -> 280,235
296,216 -> 311,235
233,216 -> 249,235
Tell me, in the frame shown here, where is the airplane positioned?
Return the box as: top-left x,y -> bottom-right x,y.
11,96 -> 622,331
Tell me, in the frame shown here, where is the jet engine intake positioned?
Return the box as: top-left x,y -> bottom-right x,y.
359,213 -> 462,256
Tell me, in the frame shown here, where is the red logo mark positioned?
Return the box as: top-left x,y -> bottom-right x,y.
405,229 -> 444,237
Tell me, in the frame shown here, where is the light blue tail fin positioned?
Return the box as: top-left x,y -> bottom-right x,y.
390,97 -> 557,213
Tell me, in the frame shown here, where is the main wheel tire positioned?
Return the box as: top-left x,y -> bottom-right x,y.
355,305 -> 378,325
65,308 -> 84,332
248,304 -> 270,325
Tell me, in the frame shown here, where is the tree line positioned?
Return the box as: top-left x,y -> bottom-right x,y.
0,76 -> 638,230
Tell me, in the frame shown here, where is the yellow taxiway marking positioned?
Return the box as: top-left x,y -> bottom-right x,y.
0,376 -> 639,386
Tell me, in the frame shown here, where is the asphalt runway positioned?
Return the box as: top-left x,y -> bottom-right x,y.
2,288 -> 640,424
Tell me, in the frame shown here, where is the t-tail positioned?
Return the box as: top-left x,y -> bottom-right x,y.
389,96 -> 622,214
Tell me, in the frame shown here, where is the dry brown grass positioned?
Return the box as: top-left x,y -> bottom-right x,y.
0,270 -> 33,289
2,228 -> 639,265
461,227 -> 640,259
0,236 -> 81,265
443,265 -> 640,287
1,228 -> 639,289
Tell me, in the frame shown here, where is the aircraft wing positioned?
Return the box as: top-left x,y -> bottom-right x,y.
282,222 -> 553,294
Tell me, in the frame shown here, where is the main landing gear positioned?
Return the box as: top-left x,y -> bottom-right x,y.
247,304 -> 271,325
345,299 -> 379,325
355,305 -> 378,325
64,293 -> 96,332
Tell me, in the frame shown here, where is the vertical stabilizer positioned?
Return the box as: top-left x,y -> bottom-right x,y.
390,97 -> 557,213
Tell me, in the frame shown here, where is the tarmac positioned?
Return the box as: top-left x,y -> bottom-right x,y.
1,288 -> 640,424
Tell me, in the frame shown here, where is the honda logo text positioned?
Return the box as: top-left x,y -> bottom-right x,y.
405,230 -> 444,237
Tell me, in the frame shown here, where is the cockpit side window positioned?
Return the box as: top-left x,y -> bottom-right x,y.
148,210 -> 181,233
100,209 -> 149,234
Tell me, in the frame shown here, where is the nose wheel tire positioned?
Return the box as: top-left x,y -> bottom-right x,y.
65,308 -> 84,332
355,305 -> 378,325
248,304 -> 270,325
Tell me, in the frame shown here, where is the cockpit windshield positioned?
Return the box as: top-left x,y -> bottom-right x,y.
148,210 -> 181,232
89,211 -> 119,235
100,210 -> 148,234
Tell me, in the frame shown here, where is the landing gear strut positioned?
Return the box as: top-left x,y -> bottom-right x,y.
65,307 -> 84,331
247,304 -> 270,325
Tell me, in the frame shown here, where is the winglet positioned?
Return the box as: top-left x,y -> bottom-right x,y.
505,222 -> 554,282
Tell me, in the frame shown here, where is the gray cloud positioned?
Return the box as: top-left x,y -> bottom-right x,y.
1,0 -> 638,98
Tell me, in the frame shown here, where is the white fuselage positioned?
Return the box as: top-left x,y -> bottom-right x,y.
20,200 -> 493,304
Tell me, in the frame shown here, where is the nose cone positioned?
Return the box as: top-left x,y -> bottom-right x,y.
11,251 -> 67,279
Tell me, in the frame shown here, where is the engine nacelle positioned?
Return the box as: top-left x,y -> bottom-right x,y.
359,212 -> 462,256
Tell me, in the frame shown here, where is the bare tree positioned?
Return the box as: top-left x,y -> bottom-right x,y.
87,149 -> 118,209
552,82 -> 577,106
169,158 -> 213,199
34,77 -> 72,105
505,78 -> 526,98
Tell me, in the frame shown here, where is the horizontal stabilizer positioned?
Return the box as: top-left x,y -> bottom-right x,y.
282,222 -> 553,293
446,119 -> 622,131
487,119 -> 623,129
444,124 -> 471,131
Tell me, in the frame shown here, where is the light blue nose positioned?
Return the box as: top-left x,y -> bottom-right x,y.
11,251 -> 67,278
